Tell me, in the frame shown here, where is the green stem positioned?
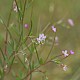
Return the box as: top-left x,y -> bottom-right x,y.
15,0 -> 27,52
17,56 -> 28,70
22,60 -> 53,80
16,1 -> 33,52
34,43 -> 40,63
5,4 -> 13,55
0,47 -> 5,60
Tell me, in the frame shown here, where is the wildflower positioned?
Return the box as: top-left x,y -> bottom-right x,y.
52,25 -> 56,32
13,1 -> 18,12
70,50 -> 74,55
61,64 -> 68,71
68,19 -> 74,26
24,24 -> 28,28
36,34 -> 46,44
62,50 -> 69,57
63,65 -> 68,71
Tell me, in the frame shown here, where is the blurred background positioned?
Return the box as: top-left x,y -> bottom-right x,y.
0,0 -> 80,80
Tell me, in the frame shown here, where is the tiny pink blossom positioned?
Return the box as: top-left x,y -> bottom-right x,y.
70,50 -> 74,54
61,64 -> 68,71
24,24 -> 28,28
62,50 -> 69,57
68,19 -> 74,26
52,25 -> 56,32
36,34 -> 46,44
63,65 -> 68,71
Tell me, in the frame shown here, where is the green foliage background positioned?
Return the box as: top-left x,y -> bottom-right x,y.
0,0 -> 80,80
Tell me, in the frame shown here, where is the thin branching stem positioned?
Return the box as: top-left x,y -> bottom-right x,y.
16,1 -> 33,52
22,60 -> 53,80
5,7 -> 13,55
34,43 -> 40,63
0,47 -> 5,61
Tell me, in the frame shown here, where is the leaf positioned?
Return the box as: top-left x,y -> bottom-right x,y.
0,68 -> 4,80
31,61 -> 34,69
9,24 -> 19,38
0,18 -> 4,24
29,43 -> 35,53
0,59 -> 2,66
0,47 -> 5,60
52,59 -> 61,64
7,42 -> 13,56
16,77 -> 21,80
19,71 -> 23,78
39,58 -> 44,64
5,56 -> 10,65
18,70 -> 24,79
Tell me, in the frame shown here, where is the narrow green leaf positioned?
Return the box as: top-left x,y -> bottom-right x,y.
19,71 -> 23,78
0,18 -> 4,24
5,56 -> 10,65
31,61 -> 34,69
34,43 -> 40,64
0,59 -> 2,66
52,59 -> 61,64
9,24 -> 19,37
39,58 -> 44,64
29,43 -> 34,53
17,56 -> 28,70
0,68 -> 4,80
0,47 -> 5,60
7,42 -> 13,56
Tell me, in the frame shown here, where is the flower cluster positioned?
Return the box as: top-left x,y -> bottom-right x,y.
36,25 -> 57,44
36,34 -> 46,44
62,50 -> 74,57
35,25 -> 74,72
60,50 -> 74,71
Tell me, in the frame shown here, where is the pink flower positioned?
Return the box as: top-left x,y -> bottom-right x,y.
63,65 -> 68,71
61,64 -> 68,71
68,19 -> 74,26
62,50 -> 69,57
70,50 -> 74,54
52,25 -> 56,32
37,34 -> 46,44
24,24 -> 28,28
